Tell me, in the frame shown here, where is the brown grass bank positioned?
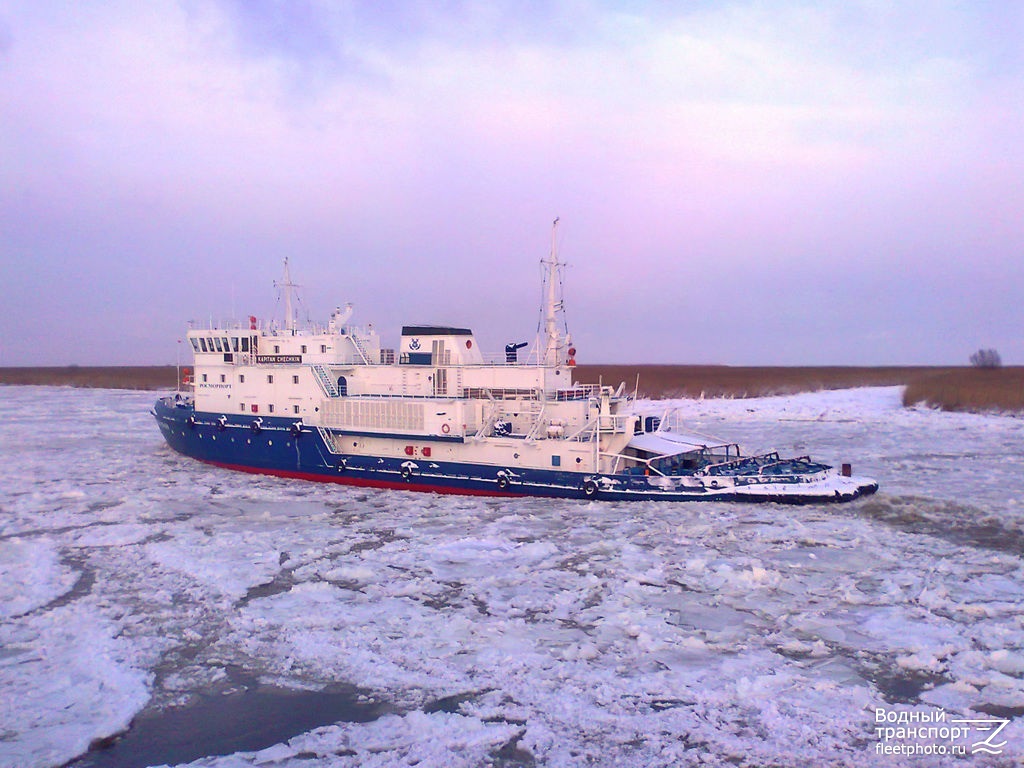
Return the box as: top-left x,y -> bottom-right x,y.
901,367 -> 1024,413
0,366 -> 177,390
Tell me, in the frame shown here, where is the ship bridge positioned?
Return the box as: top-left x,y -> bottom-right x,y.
400,326 -> 484,366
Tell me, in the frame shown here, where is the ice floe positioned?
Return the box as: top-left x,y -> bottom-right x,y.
1,385 -> 1023,766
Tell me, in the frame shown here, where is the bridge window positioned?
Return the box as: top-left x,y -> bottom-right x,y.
199,338 -> 208,352
190,338 -> 199,351
214,337 -> 223,353
241,338 -> 250,352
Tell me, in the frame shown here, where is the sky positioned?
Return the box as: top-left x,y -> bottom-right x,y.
1,1 -> 1022,367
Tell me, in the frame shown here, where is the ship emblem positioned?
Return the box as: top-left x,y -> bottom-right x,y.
409,338 -> 421,350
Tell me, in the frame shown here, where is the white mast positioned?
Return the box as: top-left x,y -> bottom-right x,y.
541,217 -> 569,367
276,258 -> 300,333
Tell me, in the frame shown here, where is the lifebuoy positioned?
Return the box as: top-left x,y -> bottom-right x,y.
497,475 -> 509,490
441,423 -> 451,435
583,479 -> 598,497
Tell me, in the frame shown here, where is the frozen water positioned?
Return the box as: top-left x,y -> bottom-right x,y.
1,385 -> 1023,766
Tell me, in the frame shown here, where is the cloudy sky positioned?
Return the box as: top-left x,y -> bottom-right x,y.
1,1 -> 1021,366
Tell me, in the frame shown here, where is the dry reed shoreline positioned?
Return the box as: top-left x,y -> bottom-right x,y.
1,365 -> 1021,412
899,367 -> 1024,413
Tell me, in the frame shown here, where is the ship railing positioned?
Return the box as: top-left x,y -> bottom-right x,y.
563,414 -> 628,442
472,395 -> 505,440
564,411 -> 631,437
549,385 -> 601,401
316,427 -> 343,454
599,450 -> 651,476
311,364 -> 341,397
331,392 -> 465,402
189,318 -> 258,331
323,385 -> 592,402
755,456 -> 829,476
640,408 -> 735,448
602,412 -> 633,433
462,387 -> 543,400
601,445 -> 747,478
702,451 -> 780,476
522,402 -> 546,442
599,450 -> 702,477
472,396 -> 545,440
564,419 -> 597,442
349,335 -> 372,365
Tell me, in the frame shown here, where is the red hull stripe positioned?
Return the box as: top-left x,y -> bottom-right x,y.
204,460 -> 521,498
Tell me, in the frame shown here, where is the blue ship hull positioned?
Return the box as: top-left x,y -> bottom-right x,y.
153,397 -> 877,503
